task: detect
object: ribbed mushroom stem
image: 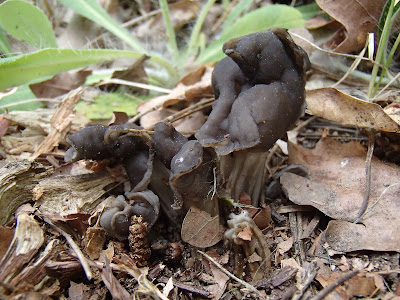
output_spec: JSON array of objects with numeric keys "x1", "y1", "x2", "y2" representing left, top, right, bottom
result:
[{"x1": 220, "y1": 150, "x2": 269, "y2": 206}]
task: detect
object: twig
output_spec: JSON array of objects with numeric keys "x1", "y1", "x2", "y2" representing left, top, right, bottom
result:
[
  {"x1": 158, "y1": 276, "x2": 211, "y2": 298},
  {"x1": 292, "y1": 262, "x2": 318, "y2": 300},
  {"x1": 97, "y1": 78, "x2": 172, "y2": 94},
  {"x1": 162, "y1": 97, "x2": 214, "y2": 124},
  {"x1": 42, "y1": 217, "x2": 93, "y2": 280},
  {"x1": 310, "y1": 269, "x2": 360, "y2": 300},
  {"x1": 198, "y1": 250, "x2": 266, "y2": 300},
  {"x1": 354, "y1": 129, "x2": 375, "y2": 223}
]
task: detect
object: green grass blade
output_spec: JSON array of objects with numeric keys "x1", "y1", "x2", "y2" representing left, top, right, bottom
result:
[
  {"x1": 57, "y1": 0, "x2": 146, "y2": 52},
  {"x1": 0, "y1": 48, "x2": 158, "y2": 90},
  {"x1": 223, "y1": 0, "x2": 253, "y2": 30},
  {"x1": 159, "y1": 0, "x2": 179, "y2": 61},
  {"x1": 0, "y1": 0, "x2": 57, "y2": 49},
  {"x1": 186, "y1": 0, "x2": 217, "y2": 59},
  {"x1": 197, "y1": 4, "x2": 305, "y2": 63}
]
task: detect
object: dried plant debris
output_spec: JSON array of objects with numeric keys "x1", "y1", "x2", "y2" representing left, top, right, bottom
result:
[
  {"x1": 0, "y1": 160, "x2": 53, "y2": 225},
  {"x1": 282, "y1": 137, "x2": 400, "y2": 252},
  {"x1": 34, "y1": 171, "x2": 119, "y2": 218}
]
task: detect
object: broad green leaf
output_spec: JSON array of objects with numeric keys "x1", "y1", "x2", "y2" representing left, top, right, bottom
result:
[
  {"x1": 0, "y1": 84, "x2": 43, "y2": 113},
  {"x1": 0, "y1": 26, "x2": 12, "y2": 56},
  {"x1": 0, "y1": 0, "x2": 57, "y2": 49},
  {"x1": 0, "y1": 48, "x2": 155, "y2": 90},
  {"x1": 75, "y1": 92, "x2": 147, "y2": 119},
  {"x1": 57, "y1": 0, "x2": 146, "y2": 52},
  {"x1": 197, "y1": 4, "x2": 305, "y2": 63}
]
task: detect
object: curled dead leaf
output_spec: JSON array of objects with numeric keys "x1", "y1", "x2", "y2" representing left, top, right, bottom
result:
[
  {"x1": 181, "y1": 206, "x2": 224, "y2": 248},
  {"x1": 316, "y1": 0, "x2": 385, "y2": 53},
  {"x1": 306, "y1": 88, "x2": 400, "y2": 133}
]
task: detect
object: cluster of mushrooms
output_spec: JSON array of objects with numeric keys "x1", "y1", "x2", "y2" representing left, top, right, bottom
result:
[{"x1": 65, "y1": 28, "x2": 309, "y2": 263}]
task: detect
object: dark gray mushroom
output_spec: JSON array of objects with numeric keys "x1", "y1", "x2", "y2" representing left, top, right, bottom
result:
[
  {"x1": 153, "y1": 122, "x2": 188, "y2": 168},
  {"x1": 64, "y1": 125, "x2": 109, "y2": 163},
  {"x1": 195, "y1": 28, "x2": 310, "y2": 205},
  {"x1": 169, "y1": 140, "x2": 218, "y2": 215},
  {"x1": 99, "y1": 195, "x2": 136, "y2": 241},
  {"x1": 125, "y1": 190, "x2": 160, "y2": 228},
  {"x1": 100, "y1": 191, "x2": 160, "y2": 241}
]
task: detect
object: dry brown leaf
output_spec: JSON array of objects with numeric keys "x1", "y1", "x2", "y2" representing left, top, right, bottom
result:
[
  {"x1": 316, "y1": 0, "x2": 385, "y2": 53},
  {"x1": 384, "y1": 103, "x2": 400, "y2": 124},
  {"x1": 30, "y1": 70, "x2": 91, "y2": 99},
  {"x1": 209, "y1": 262, "x2": 229, "y2": 299},
  {"x1": 277, "y1": 237, "x2": 294, "y2": 254},
  {"x1": 306, "y1": 88, "x2": 400, "y2": 133},
  {"x1": 281, "y1": 138, "x2": 400, "y2": 252},
  {"x1": 83, "y1": 226, "x2": 107, "y2": 260},
  {"x1": 237, "y1": 227, "x2": 253, "y2": 241},
  {"x1": 181, "y1": 206, "x2": 224, "y2": 248},
  {"x1": 253, "y1": 206, "x2": 272, "y2": 230}
]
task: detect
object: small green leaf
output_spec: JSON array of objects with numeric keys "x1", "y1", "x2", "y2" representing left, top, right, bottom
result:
[
  {"x1": 0, "y1": 48, "x2": 149, "y2": 90},
  {"x1": 0, "y1": 0, "x2": 57, "y2": 49},
  {"x1": 75, "y1": 93, "x2": 147, "y2": 119},
  {"x1": 57, "y1": 0, "x2": 146, "y2": 52},
  {"x1": 197, "y1": 4, "x2": 305, "y2": 63},
  {"x1": 0, "y1": 85, "x2": 43, "y2": 113}
]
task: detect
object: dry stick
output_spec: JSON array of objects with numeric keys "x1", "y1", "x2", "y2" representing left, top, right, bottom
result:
[
  {"x1": 198, "y1": 250, "x2": 266, "y2": 300},
  {"x1": 162, "y1": 97, "x2": 214, "y2": 124},
  {"x1": 293, "y1": 263, "x2": 318, "y2": 300},
  {"x1": 354, "y1": 129, "x2": 375, "y2": 223},
  {"x1": 42, "y1": 217, "x2": 93, "y2": 280},
  {"x1": 310, "y1": 269, "x2": 360, "y2": 300}
]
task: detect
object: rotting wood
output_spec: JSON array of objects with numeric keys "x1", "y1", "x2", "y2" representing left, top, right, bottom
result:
[{"x1": 0, "y1": 160, "x2": 53, "y2": 225}]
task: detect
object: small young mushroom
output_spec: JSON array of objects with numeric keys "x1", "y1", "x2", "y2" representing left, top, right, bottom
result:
[
  {"x1": 225, "y1": 210, "x2": 271, "y2": 281},
  {"x1": 125, "y1": 190, "x2": 160, "y2": 228},
  {"x1": 100, "y1": 191, "x2": 160, "y2": 241},
  {"x1": 100, "y1": 195, "x2": 136, "y2": 241},
  {"x1": 195, "y1": 28, "x2": 310, "y2": 205}
]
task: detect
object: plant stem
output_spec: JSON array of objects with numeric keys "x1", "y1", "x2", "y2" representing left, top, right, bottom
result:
[
  {"x1": 372, "y1": 31, "x2": 400, "y2": 96},
  {"x1": 158, "y1": 0, "x2": 180, "y2": 62},
  {"x1": 368, "y1": 0, "x2": 395, "y2": 99},
  {"x1": 186, "y1": 0, "x2": 217, "y2": 59}
]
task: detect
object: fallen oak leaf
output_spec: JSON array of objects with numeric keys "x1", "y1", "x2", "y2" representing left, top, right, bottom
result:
[
  {"x1": 281, "y1": 138, "x2": 400, "y2": 252},
  {"x1": 306, "y1": 88, "x2": 400, "y2": 133},
  {"x1": 316, "y1": 0, "x2": 385, "y2": 53},
  {"x1": 181, "y1": 206, "x2": 224, "y2": 248}
]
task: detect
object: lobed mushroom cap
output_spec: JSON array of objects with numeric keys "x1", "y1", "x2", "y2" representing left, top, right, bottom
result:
[{"x1": 195, "y1": 28, "x2": 310, "y2": 155}]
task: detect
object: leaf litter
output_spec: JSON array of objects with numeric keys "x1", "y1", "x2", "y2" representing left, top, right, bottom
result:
[{"x1": 1, "y1": 0, "x2": 400, "y2": 299}]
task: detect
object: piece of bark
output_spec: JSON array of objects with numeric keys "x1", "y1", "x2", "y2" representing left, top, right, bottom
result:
[
  {"x1": 0, "y1": 160, "x2": 53, "y2": 225},
  {"x1": 33, "y1": 87, "x2": 84, "y2": 159},
  {"x1": 34, "y1": 172, "x2": 118, "y2": 218},
  {"x1": 0, "y1": 213, "x2": 45, "y2": 284}
]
